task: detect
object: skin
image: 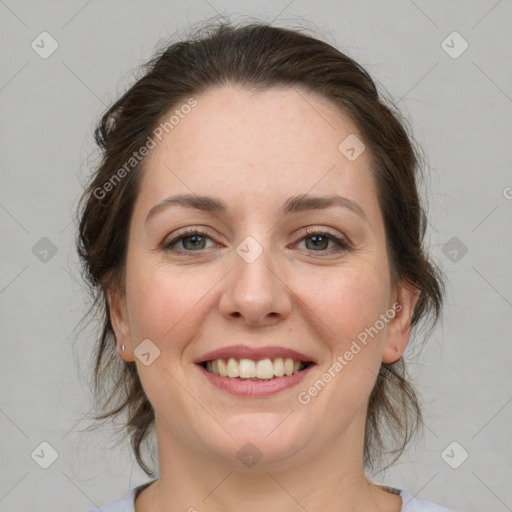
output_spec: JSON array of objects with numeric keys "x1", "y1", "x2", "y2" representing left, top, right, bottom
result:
[{"x1": 108, "y1": 85, "x2": 419, "y2": 512}]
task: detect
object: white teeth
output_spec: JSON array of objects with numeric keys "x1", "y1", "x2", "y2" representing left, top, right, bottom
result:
[
  {"x1": 239, "y1": 358, "x2": 256, "y2": 378},
  {"x1": 273, "y1": 357, "x2": 285, "y2": 377},
  {"x1": 204, "y1": 357, "x2": 307, "y2": 379},
  {"x1": 218, "y1": 358, "x2": 228, "y2": 377},
  {"x1": 256, "y1": 359, "x2": 274, "y2": 379},
  {"x1": 227, "y1": 357, "x2": 239, "y2": 378}
]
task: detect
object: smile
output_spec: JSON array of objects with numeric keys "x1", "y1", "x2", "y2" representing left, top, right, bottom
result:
[
  {"x1": 195, "y1": 345, "x2": 316, "y2": 396},
  {"x1": 202, "y1": 357, "x2": 311, "y2": 380}
]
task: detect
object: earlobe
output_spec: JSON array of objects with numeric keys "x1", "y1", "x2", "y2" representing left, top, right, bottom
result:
[
  {"x1": 382, "y1": 284, "x2": 420, "y2": 364},
  {"x1": 106, "y1": 288, "x2": 134, "y2": 362}
]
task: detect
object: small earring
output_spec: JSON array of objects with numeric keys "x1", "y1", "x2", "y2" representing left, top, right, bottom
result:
[
  {"x1": 395, "y1": 346, "x2": 401, "y2": 353},
  {"x1": 121, "y1": 344, "x2": 125, "y2": 352}
]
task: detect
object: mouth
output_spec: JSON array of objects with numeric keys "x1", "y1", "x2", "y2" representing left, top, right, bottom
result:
[
  {"x1": 200, "y1": 357, "x2": 313, "y2": 381},
  {"x1": 194, "y1": 345, "x2": 316, "y2": 396}
]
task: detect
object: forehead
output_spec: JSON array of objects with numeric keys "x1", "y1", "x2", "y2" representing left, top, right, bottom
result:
[
  {"x1": 150, "y1": 85, "x2": 364, "y2": 165},
  {"x1": 135, "y1": 85, "x2": 379, "y2": 220}
]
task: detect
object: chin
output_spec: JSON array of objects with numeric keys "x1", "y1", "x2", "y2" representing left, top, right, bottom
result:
[{"x1": 200, "y1": 413, "x2": 312, "y2": 470}]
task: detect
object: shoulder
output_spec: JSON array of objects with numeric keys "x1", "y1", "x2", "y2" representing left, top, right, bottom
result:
[
  {"x1": 83, "y1": 481, "x2": 153, "y2": 512},
  {"x1": 83, "y1": 487, "x2": 136, "y2": 512},
  {"x1": 83, "y1": 492, "x2": 134, "y2": 512},
  {"x1": 400, "y1": 489, "x2": 456, "y2": 511}
]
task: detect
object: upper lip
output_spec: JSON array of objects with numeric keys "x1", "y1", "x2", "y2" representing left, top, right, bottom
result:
[{"x1": 195, "y1": 345, "x2": 316, "y2": 364}]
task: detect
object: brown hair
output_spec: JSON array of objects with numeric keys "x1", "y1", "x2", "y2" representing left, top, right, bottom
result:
[{"x1": 76, "y1": 19, "x2": 444, "y2": 477}]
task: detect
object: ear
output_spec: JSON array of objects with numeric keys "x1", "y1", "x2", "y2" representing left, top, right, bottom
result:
[
  {"x1": 382, "y1": 283, "x2": 420, "y2": 364},
  {"x1": 106, "y1": 287, "x2": 135, "y2": 362}
]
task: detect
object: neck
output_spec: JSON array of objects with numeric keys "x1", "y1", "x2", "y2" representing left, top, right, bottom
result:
[{"x1": 135, "y1": 413, "x2": 402, "y2": 512}]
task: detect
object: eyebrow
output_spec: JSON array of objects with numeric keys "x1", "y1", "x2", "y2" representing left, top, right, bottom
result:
[{"x1": 145, "y1": 193, "x2": 368, "y2": 224}]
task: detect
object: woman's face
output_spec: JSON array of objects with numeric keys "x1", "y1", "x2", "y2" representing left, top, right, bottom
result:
[{"x1": 109, "y1": 85, "x2": 416, "y2": 469}]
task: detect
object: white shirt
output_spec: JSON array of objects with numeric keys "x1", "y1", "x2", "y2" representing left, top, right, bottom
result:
[{"x1": 85, "y1": 481, "x2": 455, "y2": 511}]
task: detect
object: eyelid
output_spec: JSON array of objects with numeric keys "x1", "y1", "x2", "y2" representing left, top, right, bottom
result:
[
  {"x1": 295, "y1": 226, "x2": 352, "y2": 250},
  {"x1": 301, "y1": 226, "x2": 347, "y2": 239},
  {"x1": 162, "y1": 226, "x2": 218, "y2": 245}
]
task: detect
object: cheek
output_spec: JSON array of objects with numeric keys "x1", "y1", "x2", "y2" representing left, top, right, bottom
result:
[
  {"x1": 299, "y1": 265, "x2": 390, "y2": 347},
  {"x1": 125, "y1": 259, "x2": 219, "y2": 343},
  {"x1": 301, "y1": 272, "x2": 390, "y2": 408}
]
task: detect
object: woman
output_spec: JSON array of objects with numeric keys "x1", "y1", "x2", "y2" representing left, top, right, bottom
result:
[{"x1": 77, "y1": 20, "x2": 451, "y2": 512}]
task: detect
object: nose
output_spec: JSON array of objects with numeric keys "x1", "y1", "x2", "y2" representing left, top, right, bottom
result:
[{"x1": 218, "y1": 238, "x2": 293, "y2": 327}]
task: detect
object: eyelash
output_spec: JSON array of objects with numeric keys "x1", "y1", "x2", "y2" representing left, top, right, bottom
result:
[{"x1": 162, "y1": 227, "x2": 352, "y2": 255}]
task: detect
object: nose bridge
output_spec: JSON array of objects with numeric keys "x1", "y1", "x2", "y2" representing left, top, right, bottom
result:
[
  {"x1": 236, "y1": 234, "x2": 275, "y2": 291},
  {"x1": 219, "y1": 232, "x2": 292, "y2": 324}
]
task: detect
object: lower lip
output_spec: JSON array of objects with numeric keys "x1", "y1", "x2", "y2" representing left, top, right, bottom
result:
[{"x1": 197, "y1": 364, "x2": 314, "y2": 397}]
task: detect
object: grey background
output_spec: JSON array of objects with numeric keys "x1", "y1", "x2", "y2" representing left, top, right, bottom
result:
[{"x1": 1, "y1": 1, "x2": 511, "y2": 511}]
